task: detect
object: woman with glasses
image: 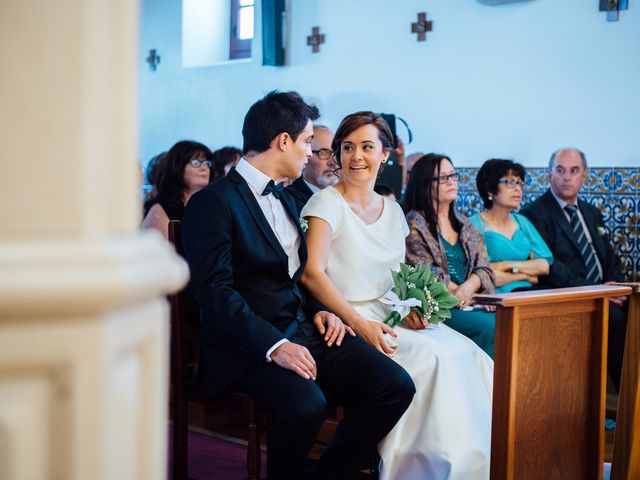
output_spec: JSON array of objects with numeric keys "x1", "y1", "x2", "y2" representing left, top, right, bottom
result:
[
  {"x1": 142, "y1": 140, "x2": 214, "y2": 240},
  {"x1": 405, "y1": 153, "x2": 496, "y2": 358},
  {"x1": 470, "y1": 159, "x2": 553, "y2": 293}
]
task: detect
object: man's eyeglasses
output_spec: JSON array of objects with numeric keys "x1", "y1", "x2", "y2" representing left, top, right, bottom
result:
[
  {"x1": 498, "y1": 179, "x2": 526, "y2": 189},
  {"x1": 189, "y1": 159, "x2": 212, "y2": 168},
  {"x1": 312, "y1": 148, "x2": 334, "y2": 160},
  {"x1": 433, "y1": 172, "x2": 460, "y2": 184}
]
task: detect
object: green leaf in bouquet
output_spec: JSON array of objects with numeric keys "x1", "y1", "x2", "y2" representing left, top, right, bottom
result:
[
  {"x1": 432, "y1": 283, "x2": 458, "y2": 301},
  {"x1": 412, "y1": 273, "x2": 425, "y2": 290},
  {"x1": 384, "y1": 310, "x2": 402, "y2": 328},
  {"x1": 400, "y1": 263, "x2": 411, "y2": 278},
  {"x1": 392, "y1": 270, "x2": 405, "y2": 296},
  {"x1": 429, "y1": 309, "x2": 452, "y2": 325},
  {"x1": 423, "y1": 266, "x2": 435, "y2": 285},
  {"x1": 437, "y1": 294, "x2": 460, "y2": 310},
  {"x1": 432, "y1": 288, "x2": 455, "y2": 304},
  {"x1": 433, "y1": 308, "x2": 452, "y2": 319},
  {"x1": 428, "y1": 281, "x2": 449, "y2": 298},
  {"x1": 407, "y1": 287, "x2": 427, "y2": 309},
  {"x1": 399, "y1": 279, "x2": 408, "y2": 298},
  {"x1": 419, "y1": 263, "x2": 429, "y2": 276}
]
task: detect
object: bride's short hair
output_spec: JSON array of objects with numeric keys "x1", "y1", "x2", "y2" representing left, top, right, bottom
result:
[{"x1": 332, "y1": 111, "x2": 393, "y2": 169}]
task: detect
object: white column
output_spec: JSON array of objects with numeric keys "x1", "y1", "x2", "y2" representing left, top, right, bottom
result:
[{"x1": 0, "y1": 2, "x2": 187, "y2": 480}]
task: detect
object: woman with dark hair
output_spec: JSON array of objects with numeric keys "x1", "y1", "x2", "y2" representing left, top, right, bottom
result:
[
  {"x1": 405, "y1": 154, "x2": 496, "y2": 358},
  {"x1": 212, "y1": 146, "x2": 241, "y2": 179},
  {"x1": 301, "y1": 112, "x2": 492, "y2": 479},
  {"x1": 142, "y1": 140, "x2": 213, "y2": 239},
  {"x1": 470, "y1": 159, "x2": 553, "y2": 293}
]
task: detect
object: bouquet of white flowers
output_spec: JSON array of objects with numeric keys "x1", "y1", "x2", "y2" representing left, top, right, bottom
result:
[{"x1": 381, "y1": 263, "x2": 460, "y2": 328}]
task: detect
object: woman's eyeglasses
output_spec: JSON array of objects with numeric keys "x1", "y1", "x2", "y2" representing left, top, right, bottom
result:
[
  {"x1": 433, "y1": 172, "x2": 460, "y2": 184},
  {"x1": 312, "y1": 148, "x2": 334, "y2": 160},
  {"x1": 498, "y1": 179, "x2": 526, "y2": 189},
  {"x1": 189, "y1": 159, "x2": 212, "y2": 168}
]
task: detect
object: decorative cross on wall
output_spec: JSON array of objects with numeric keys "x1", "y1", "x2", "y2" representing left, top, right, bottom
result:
[
  {"x1": 411, "y1": 12, "x2": 433, "y2": 42},
  {"x1": 307, "y1": 26, "x2": 325, "y2": 53},
  {"x1": 599, "y1": 0, "x2": 628, "y2": 22},
  {"x1": 146, "y1": 49, "x2": 160, "y2": 71}
]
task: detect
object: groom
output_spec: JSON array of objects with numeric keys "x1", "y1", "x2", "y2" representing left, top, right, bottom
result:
[{"x1": 182, "y1": 91, "x2": 415, "y2": 480}]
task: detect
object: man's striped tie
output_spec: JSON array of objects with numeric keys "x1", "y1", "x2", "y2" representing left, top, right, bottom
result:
[{"x1": 564, "y1": 204, "x2": 602, "y2": 284}]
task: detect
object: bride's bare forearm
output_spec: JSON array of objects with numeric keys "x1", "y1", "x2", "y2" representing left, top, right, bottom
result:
[{"x1": 300, "y1": 270, "x2": 362, "y2": 329}]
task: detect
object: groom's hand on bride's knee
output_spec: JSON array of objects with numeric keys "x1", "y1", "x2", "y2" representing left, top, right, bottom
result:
[
  {"x1": 271, "y1": 342, "x2": 317, "y2": 380},
  {"x1": 313, "y1": 311, "x2": 356, "y2": 347}
]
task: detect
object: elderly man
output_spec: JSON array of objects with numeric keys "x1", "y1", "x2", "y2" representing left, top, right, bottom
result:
[
  {"x1": 288, "y1": 125, "x2": 338, "y2": 211},
  {"x1": 521, "y1": 148, "x2": 627, "y2": 391}
]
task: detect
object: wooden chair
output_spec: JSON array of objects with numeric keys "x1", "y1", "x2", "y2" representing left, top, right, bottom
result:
[
  {"x1": 168, "y1": 220, "x2": 262, "y2": 480},
  {"x1": 611, "y1": 282, "x2": 640, "y2": 480},
  {"x1": 475, "y1": 285, "x2": 632, "y2": 480}
]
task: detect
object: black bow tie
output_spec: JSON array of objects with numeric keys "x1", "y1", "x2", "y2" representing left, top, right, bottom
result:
[{"x1": 262, "y1": 180, "x2": 284, "y2": 199}]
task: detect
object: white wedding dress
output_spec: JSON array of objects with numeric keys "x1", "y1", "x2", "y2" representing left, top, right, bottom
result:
[{"x1": 302, "y1": 186, "x2": 493, "y2": 480}]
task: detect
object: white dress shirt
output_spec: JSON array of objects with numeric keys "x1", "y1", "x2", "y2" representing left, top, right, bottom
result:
[
  {"x1": 234, "y1": 159, "x2": 301, "y2": 359},
  {"x1": 550, "y1": 189, "x2": 604, "y2": 280}
]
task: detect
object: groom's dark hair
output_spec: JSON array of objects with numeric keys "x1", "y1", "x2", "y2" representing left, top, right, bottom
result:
[{"x1": 242, "y1": 91, "x2": 319, "y2": 155}]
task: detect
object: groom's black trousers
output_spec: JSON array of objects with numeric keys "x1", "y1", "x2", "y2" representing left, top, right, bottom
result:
[{"x1": 232, "y1": 330, "x2": 415, "y2": 480}]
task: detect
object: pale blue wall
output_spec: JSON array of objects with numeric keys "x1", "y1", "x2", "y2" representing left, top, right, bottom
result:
[{"x1": 139, "y1": 0, "x2": 640, "y2": 168}]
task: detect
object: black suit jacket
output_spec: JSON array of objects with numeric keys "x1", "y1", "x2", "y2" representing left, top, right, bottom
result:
[
  {"x1": 182, "y1": 169, "x2": 318, "y2": 397},
  {"x1": 287, "y1": 176, "x2": 315, "y2": 213},
  {"x1": 520, "y1": 189, "x2": 623, "y2": 288}
]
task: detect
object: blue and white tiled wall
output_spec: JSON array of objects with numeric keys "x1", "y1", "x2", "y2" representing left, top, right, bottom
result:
[{"x1": 457, "y1": 167, "x2": 640, "y2": 282}]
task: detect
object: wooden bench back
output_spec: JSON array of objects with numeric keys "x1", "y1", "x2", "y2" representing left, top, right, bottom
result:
[
  {"x1": 476, "y1": 285, "x2": 631, "y2": 480},
  {"x1": 611, "y1": 283, "x2": 640, "y2": 480}
]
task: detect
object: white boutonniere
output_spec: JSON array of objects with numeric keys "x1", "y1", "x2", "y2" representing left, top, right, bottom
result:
[
  {"x1": 597, "y1": 226, "x2": 606, "y2": 237},
  {"x1": 299, "y1": 218, "x2": 309, "y2": 233}
]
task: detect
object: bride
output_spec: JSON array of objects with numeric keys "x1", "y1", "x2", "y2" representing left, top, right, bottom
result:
[{"x1": 300, "y1": 111, "x2": 493, "y2": 479}]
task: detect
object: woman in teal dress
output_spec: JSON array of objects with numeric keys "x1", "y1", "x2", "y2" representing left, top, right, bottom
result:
[
  {"x1": 471, "y1": 159, "x2": 553, "y2": 293},
  {"x1": 405, "y1": 154, "x2": 497, "y2": 358}
]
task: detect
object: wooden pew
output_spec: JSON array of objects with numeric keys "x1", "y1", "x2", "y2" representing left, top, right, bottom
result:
[
  {"x1": 475, "y1": 285, "x2": 632, "y2": 480},
  {"x1": 611, "y1": 283, "x2": 640, "y2": 480}
]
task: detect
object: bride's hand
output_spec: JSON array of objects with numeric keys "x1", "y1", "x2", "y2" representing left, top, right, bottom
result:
[
  {"x1": 403, "y1": 309, "x2": 429, "y2": 330},
  {"x1": 353, "y1": 317, "x2": 398, "y2": 356}
]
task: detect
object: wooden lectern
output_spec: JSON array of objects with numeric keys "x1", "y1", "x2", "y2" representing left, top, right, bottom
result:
[
  {"x1": 611, "y1": 283, "x2": 640, "y2": 480},
  {"x1": 475, "y1": 285, "x2": 631, "y2": 480}
]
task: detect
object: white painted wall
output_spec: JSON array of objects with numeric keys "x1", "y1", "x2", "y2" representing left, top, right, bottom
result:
[{"x1": 140, "y1": 0, "x2": 640, "y2": 167}]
